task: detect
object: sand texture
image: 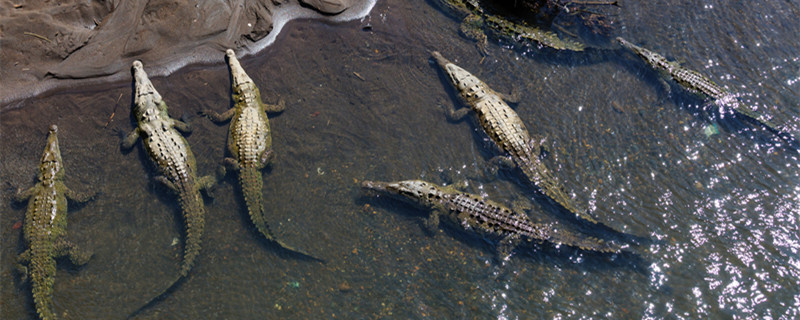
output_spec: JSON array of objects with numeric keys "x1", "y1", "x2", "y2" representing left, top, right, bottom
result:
[{"x1": 0, "y1": 0, "x2": 373, "y2": 107}]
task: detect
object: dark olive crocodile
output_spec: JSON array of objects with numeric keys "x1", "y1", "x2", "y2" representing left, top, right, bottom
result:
[
  {"x1": 200, "y1": 49, "x2": 315, "y2": 257},
  {"x1": 121, "y1": 61, "x2": 216, "y2": 277},
  {"x1": 616, "y1": 37, "x2": 793, "y2": 143},
  {"x1": 433, "y1": 0, "x2": 585, "y2": 52},
  {"x1": 14, "y1": 125, "x2": 95, "y2": 320},
  {"x1": 362, "y1": 179, "x2": 622, "y2": 256},
  {"x1": 432, "y1": 51, "x2": 603, "y2": 226}
]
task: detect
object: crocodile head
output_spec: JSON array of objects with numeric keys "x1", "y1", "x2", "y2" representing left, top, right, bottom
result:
[
  {"x1": 226, "y1": 49, "x2": 255, "y2": 89},
  {"x1": 39, "y1": 125, "x2": 64, "y2": 182},
  {"x1": 616, "y1": 37, "x2": 667, "y2": 69},
  {"x1": 431, "y1": 51, "x2": 482, "y2": 95},
  {"x1": 362, "y1": 179, "x2": 443, "y2": 206},
  {"x1": 131, "y1": 61, "x2": 168, "y2": 122},
  {"x1": 225, "y1": 49, "x2": 259, "y2": 104}
]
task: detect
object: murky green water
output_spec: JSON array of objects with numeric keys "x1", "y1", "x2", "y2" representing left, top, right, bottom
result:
[{"x1": 3, "y1": 0, "x2": 800, "y2": 318}]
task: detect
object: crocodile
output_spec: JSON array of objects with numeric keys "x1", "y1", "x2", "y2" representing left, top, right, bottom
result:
[
  {"x1": 362, "y1": 179, "x2": 622, "y2": 256},
  {"x1": 121, "y1": 61, "x2": 216, "y2": 277},
  {"x1": 432, "y1": 0, "x2": 587, "y2": 53},
  {"x1": 200, "y1": 49, "x2": 316, "y2": 258},
  {"x1": 616, "y1": 37, "x2": 794, "y2": 143},
  {"x1": 14, "y1": 125, "x2": 96, "y2": 320},
  {"x1": 432, "y1": 51, "x2": 604, "y2": 226}
]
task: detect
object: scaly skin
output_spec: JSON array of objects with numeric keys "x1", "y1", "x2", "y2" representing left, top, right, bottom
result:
[
  {"x1": 362, "y1": 180, "x2": 622, "y2": 256},
  {"x1": 121, "y1": 61, "x2": 216, "y2": 277},
  {"x1": 432, "y1": 51, "x2": 602, "y2": 225},
  {"x1": 14, "y1": 125, "x2": 95, "y2": 320},
  {"x1": 433, "y1": 0, "x2": 585, "y2": 52},
  {"x1": 201, "y1": 49, "x2": 315, "y2": 257},
  {"x1": 616, "y1": 37, "x2": 792, "y2": 142}
]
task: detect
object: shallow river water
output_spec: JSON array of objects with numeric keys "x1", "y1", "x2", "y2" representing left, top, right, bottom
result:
[{"x1": 2, "y1": 0, "x2": 800, "y2": 319}]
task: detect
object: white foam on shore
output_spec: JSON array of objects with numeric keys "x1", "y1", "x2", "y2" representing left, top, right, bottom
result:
[
  {"x1": 149, "y1": 0, "x2": 378, "y2": 74},
  {"x1": 0, "y1": 0, "x2": 377, "y2": 108}
]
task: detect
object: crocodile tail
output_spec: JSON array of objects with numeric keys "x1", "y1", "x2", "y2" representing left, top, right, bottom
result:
[
  {"x1": 30, "y1": 245, "x2": 57, "y2": 320},
  {"x1": 127, "y1": 274, "x2": 184, "y2": 318},
  {"x1": 238, "y1": 167, "x2": 323, "y2": 261},
  {"x1": 239, "y1": 166, "x2": 270, "y2": 237},
  {"x1": 176, "y1": 184, "x2": 205, "y2": 277},
  {"x1": 549, "y1": 232, "x2": 624, "y2": 254},
  {"x1": 517, "y1": 159, "x2": 597, "y2": 225}
]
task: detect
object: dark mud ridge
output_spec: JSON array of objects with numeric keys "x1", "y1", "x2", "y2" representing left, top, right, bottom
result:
[{"x1": 0, "y1": 0, "x2": 376, "y2": 108}]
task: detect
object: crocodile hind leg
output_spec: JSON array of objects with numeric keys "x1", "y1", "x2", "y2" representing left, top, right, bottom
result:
[
  {"x1": 497, "y1": 234, "x2": 521, "y2": 261},
  {"x1": 258, "y1": 149, "x2": 275, "y2": 169},
  {"x1": 153, "y1": 176, "x2": 178, "y2": 192},
  {"x1": 486, "y1": 155, "x2": 516, "y2": 177},
  {"x1": 16, "y1": 249, "x2": 31, "y2": 282},
  {"x1": 222, "y1": 157, "x2": 242, "y2": 171},
  {"x1": 215, "y1": 157, "x2": 240, "y2": 183},
  {"x1": 196, "y1": 175, "x2": 217, "y2": 199},
  {"x1": 54, "y1": 239, "x2": 92, "y2": 266},
  {"x1": 529, "y1": 135, "x2": 550, "y2": 158}
]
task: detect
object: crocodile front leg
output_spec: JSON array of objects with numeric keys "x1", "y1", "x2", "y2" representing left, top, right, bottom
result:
[
  {"x1": 54, "y1": 239, "x2": 92, "y2": 266},
  {"x1": 172, "y1": 118, "x2": 193, "y2": 134},
  {"x1": 65, "y1": 186, "x2": 98, "y2": 204},
  {"x1": 423, "y1": 209, "x2": 443, "y2": 235},
  {"x1": 13, "y1": 187, "x2": 35, "y2": 203},
  {"x1": 443, "y1": 103, "x2": 472, "y2": 122},
  {"x1": 498, "y1": 87, "x2": 521, "y2": 105},
  {"x1": 200, "y1": 108, "x2": 236, "y2": 123},
  {"x1": 120, "y1": 128, "x2": 141, "y2": 150},
  {"x1": 264, "y1": 99, "x2": 286, "y2": 113}
]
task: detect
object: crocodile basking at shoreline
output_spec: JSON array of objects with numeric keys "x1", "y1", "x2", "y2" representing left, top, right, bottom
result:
[
  {"x1": 362, "y1": 179, "x2": 623, "y2": 257},
  {"x1": 121, "y1": 61, "x2": 217, "y2": 277},
  {"x1": 201, "y1": 49, "x2": 317, "y2": 258},
  {"x1": 14, "y1": 125, "x2": 96, "y2": 320},
  {"x1": 432, "y1": 50, "x2": 607, "y2": 227},
  {"x1": 616, "y1": 37, "x2": 795, "y2": 144}
]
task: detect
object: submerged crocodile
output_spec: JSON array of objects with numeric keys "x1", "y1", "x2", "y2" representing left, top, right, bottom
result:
[
  {"x1": 433, "y1": 0, "x2": 586, "y2": 52},
  {"x1": 362, "y1": 179, "x2": 622, "y2": 256},
  {"x1": 616, "y1": 37, "x2": 794, "y2": 143},
  {"x1": 121, "y1": 61, "x2": 216, "y2": 277},
  {"x1": 432, "y1": 51, "x2": 603, "y2": 226},
  {"x1": 14, "y1": 125, "x2": 95, "y2": 320},
  {"x1": 201, "y1": 49, "x2": 316, "y2": 257}
]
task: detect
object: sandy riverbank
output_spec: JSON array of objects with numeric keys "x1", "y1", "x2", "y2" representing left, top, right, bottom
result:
[{"x1": 0, "y1": 0, "x2": 376, "y2": 108}]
